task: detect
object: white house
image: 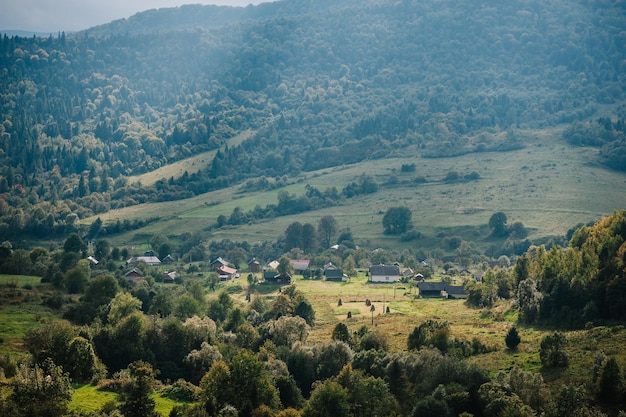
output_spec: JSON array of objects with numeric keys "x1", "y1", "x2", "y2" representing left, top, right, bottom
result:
[{"x1": 369, "y1": 264, "x2": 401, "y2": 283}]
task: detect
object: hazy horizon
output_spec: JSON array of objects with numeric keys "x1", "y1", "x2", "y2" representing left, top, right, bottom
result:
[{"x1": 0, "y1": 0, "x2": 267, "y2": 33}]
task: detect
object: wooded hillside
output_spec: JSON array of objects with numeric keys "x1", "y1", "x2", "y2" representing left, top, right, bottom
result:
[{"x1": 0, "y1": 0, "x2": 624, "y2": 240}]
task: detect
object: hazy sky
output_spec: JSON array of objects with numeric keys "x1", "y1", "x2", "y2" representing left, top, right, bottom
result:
[{"x1": 0, "y1": 0, "x2": 266, "y2": 33}]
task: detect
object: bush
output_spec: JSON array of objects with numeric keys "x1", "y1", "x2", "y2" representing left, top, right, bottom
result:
[
  {"x1": 400, "y1": 230, "x2": 422, "y2": 242},
  {"x1": 540, "y1": 332, "x2": 568, "y2": 368},
  {"x1": 161, "y1": 379, "x2": 199, "y2": 402}
]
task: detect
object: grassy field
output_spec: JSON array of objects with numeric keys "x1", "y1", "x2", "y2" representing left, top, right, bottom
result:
[
  {"x1": 70, "y1": 384, "x2": 185, "y2": 416},
  {"x1": 84, "y1": 128, "x2": 626, "y2": 252},
  {"x1": 0, "y1": 275, "x2": 56, "y2": 358}
]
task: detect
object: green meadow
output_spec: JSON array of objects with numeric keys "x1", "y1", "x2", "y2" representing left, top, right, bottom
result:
[
  {"x1": 85, "y1": 128, "x2": 626, "y2": 252},
  {"x1": 0, "y1": 275, "x2": 56, "y2": 358}
]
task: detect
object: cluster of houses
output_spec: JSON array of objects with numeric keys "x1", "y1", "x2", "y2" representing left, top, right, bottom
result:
[
  {"x1": 120, "y1": 251, "x2": 468, "y2": 299},
  {"x1": 123, "y1": 250, "x2": 179, "y2": 283}
]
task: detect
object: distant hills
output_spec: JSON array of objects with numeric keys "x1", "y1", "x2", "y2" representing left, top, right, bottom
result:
[{"x1": 0, "y1": 0, "x2": 624, "y2": 242}]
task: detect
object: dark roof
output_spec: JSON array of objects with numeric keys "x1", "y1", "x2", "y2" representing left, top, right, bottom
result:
[
  {"x1": 446, "y1": 285, "x2": 466, "y2": 295},
  {"x1": 417, "y1": 282, "x2": 467, "y2": 298},
  {"x1": 125, "y1": 267, "x2": 143, "y2": 277},
  {"x1": 417, "y1": 281, "x2": 448, "y2": 292},
  {"x1": 212, "y1": 257, "x2": 228, "y2": 266},
  {"x1": 162, "y1": 254, "x2": 176, "y2": 263},
  {"x1": 263, "y1": 271, "x2": 277, "y2": 279},
  {"x1": 325, "y1": 269, "x2": 344, "y2": 279},
  {"x1": 369, "y1": 264, "x2": 400, "y2": 276}
]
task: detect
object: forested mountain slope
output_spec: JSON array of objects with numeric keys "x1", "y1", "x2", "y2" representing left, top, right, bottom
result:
[{"x1": 0, "y1": 0, "x2": 624, "y2": 239}]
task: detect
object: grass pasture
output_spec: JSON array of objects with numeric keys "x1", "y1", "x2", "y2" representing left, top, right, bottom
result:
[
  {"x1": 85, "y1": 128, "x2": 626, "y2": 253},
  {"x1": 70, "y1": 384, "x2": 185, "y2": 416},
  {"x1": 0, "y1": 275, "x2": 56, "y2": 358}
]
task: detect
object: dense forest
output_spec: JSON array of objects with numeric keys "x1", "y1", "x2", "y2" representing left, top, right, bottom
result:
[{"x1": 0, "y1": 0, "x2": 625, "y2": 240}]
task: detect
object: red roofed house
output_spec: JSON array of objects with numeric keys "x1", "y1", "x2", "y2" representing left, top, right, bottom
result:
[
  {"x1": 218, "y1": 265, "x2": 237, "y2": 280},
  {"x1": 290, "y1": 259, "x2": 310, "y2": 274}
]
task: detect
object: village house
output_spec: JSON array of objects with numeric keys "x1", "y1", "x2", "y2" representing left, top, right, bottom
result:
[
  {"x1": 369, "y1": 264, "x2": 401, "y2": 283},
  {"x1": 248, "y1": 258, "x2": 261, "y2": 273},
  {"x1": 290, "y1": 259, "x2": 310, "y2": 274},
  {"x1": 218, "y1": 265, "x2": 238, "y2": 280},
  {"x1": 126, "y1": 254, "x2": 161, "y2": 266},
  {"x1": 163, "y1": 271, "x2": 178, "y2": 283},
  {"x1": 262, "y1": 270, "x2": 292, "y2": 284},
  {"x1": 124, "y1": 267, "x2": 144, "y2": 283},
  {"x1": 162, "y1": 254, "x2": 177, "y2": 264},
  {"x1": 211, "y1": 257, "x2": 229, "y2": 270},
  {"x1": 325, "y1": 268, "x2": 347, "y2": 282}
]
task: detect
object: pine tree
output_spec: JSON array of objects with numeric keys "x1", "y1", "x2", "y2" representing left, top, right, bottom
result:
[{"x1": 505, "y1": 326, "x2": 521, "y2": 350}]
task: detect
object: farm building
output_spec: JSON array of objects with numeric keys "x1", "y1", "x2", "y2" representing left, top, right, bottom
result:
[
  {"x1": 444, "y1": 285, "x2": 467, "y2": 299},
  {"x1": 124, "y1": 267, "x2": 144, "y2": 283},
  {"x1": 248, "y1": 258, "x2": 261, "y2": 273},
  {"x1": 417, "y1": 281, "x2": 467, "y2": 299},
  {"x1": 290, "y1": 259, "x2": 310, "y2": 273},
  {"x1": 163, "y1": 271, "x2": 178, "y2": 283},
  {"x1": 126, "y1": 255, "x2": 161, "y2": 266},
  {"x1": 369, "y1": 264, "x2": 401, "y2": 283},
  {"x1": 262, "y1": 271, "x2": 292, "y2": 284},
  {"x1": 325, "y1": 268, "x2": 347, "y2": 282}
]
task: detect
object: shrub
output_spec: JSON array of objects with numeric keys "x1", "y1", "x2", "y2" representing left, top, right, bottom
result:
[
  {"x1": 540, "y1": 332, "x2": 568, "y2": 368},
  {"x1": 161, "y1": 379, "x2": 199, "y2": 402}
]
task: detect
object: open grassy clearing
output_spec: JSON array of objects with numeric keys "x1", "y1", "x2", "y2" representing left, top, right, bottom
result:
[
  {"x1": 124, "y1": 130, "x2": 255, "y2": 187},
  {"x1": 86, "y1": 129, "x2": 626, "y2": 250},
  {"x1": 70, "y1": 383, "x2": 185, "y2": 416},
  {"x1": 69, "y1": 384, "x2": 118, "y2": 414},
  {"x1": 0, "y1": 275, "x2": 57, "y2": 358}
]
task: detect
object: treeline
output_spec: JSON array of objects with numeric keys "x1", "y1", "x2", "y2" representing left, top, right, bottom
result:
[
  {"x1": 218, "y1": 175, "x2": 377, "y2": 229},
  {"x1": 562, "y1": 109, "x2": 626, "y2": 171}
]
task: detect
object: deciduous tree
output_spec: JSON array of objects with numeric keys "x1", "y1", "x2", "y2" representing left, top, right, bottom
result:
[
  {"x1": 318, "y1": 215, "x2": 338, "y2": 248},
  {"x1": 488, "y1": 212, "x2": 508, "y2": 237},
  {"x1": 382, "y1": 207, "x2": 412, "y2": 235},
  {"x1": 7, "y1": 359, "x2": 72, "y2": 417},
  {"x1": 302, "y1": 380, "x2": 350, "y2": 417}
]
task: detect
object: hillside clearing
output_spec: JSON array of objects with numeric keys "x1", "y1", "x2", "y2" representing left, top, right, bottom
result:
[{"x1": 87, "y1": 129, "x2": 626, "y2": 250}]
